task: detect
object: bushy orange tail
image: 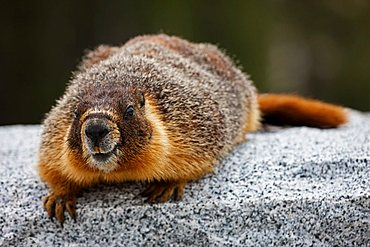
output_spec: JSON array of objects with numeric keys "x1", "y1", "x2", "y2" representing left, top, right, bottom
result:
[{"x1": 258, "y1": 94, "x2": 348, "y2": 128}]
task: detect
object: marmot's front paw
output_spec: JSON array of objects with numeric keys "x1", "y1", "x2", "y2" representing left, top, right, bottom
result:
[
  {"x1": 141, "y1": 181, "x2": 186, "y2": 203},
  {"x1": 43, "y1": 192, "x2": 77, "y2": 226}
]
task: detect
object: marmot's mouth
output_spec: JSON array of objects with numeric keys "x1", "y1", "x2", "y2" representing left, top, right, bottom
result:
[
  {"x1": 90, "y1": 145, "x2": 117, "y2": 164},
  {"x1": 92, "y1": 152, "x2": 113, "y2": 163}
]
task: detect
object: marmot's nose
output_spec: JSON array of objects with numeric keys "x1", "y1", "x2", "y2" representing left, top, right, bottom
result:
[{"x1": 85, "y1": 122, "x2": 110, "y2": 144}]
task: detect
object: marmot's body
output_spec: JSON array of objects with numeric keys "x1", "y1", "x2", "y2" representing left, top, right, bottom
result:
[{"x1": 38, "y1": 34, "x2": 347, "y2": 224}]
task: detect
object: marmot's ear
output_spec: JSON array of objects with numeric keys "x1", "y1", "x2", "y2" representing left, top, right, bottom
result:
[{"x1": 78, "y1": 45, "x2": 119, "y2": 72}]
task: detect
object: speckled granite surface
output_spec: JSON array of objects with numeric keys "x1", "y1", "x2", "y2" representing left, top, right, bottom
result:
[{"x1": 0, "y1": 110, "x2": 369, "y2": 246}]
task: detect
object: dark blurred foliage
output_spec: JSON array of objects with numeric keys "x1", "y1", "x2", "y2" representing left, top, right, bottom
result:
[{"x1": 1, "y1": 0, "x2": 369, "y2": 125}]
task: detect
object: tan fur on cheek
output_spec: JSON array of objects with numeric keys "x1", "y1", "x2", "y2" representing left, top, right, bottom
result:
[
  {"x1": 101, "y1": 96, "x2": 172, "y2": 182},
  {"x1": 101, "y1": 96, "x2": 216, "y2": 183}
]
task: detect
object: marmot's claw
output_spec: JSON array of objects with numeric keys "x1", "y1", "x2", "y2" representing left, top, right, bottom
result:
[
  {"x1": 141, "y1": 181, "x2": 186, "y2": 203},
  {"x1": 65, "y1": 200, "x2": 77, "y2": 222},
  {"x1": 43, "y1": 193, "x2": 77, "y2": 225}
]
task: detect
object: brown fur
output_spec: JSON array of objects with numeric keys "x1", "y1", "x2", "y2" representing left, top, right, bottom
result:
[
  {"x1": 258, "y1": 94, "x2": 348, "y2": 128},
  {"x1": 38, "y1": 34, "x2": 347, "y2": 225},
  {"x1": 78, "y1": 45, "x2": 119, "y2": 71}
]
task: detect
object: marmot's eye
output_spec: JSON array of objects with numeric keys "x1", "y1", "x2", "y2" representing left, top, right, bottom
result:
[{"x1": 125, "y1": 105, "x2": 135, "y2": 119}]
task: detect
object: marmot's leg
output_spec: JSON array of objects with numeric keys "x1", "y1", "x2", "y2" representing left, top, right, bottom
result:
[
  {"x1": 39, "y1": 165, "x2": 82, "y2": 225},
  {"x1": 43, "y1": 191, "x2": 79, "y2": 226},
  {"x1": 141, "y1": 181, "x2": 187, "y2": 203}
]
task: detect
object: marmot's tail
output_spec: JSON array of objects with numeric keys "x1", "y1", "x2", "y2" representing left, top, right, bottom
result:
[{"x1": 257, "y1": 94, "x2": 348, "y2": 128}]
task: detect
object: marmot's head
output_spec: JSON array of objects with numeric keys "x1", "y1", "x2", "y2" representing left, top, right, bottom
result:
[{"x1": 67, "y1": 85, "x2": 153, "y2": 172}]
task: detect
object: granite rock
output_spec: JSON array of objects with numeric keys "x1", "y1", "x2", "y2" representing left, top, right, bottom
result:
[{"x1": 0, "y1": 110, "x2": 369, "y2": 246}]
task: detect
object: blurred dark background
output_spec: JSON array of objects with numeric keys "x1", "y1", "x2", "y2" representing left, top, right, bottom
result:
[{"x1": 1, "y1": 1, "x2": 369, "y2": 125}]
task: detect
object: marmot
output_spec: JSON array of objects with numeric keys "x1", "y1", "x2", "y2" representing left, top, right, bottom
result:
[{"x1": 38, "y1": 34, "x2": 347, "y2": 225}]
